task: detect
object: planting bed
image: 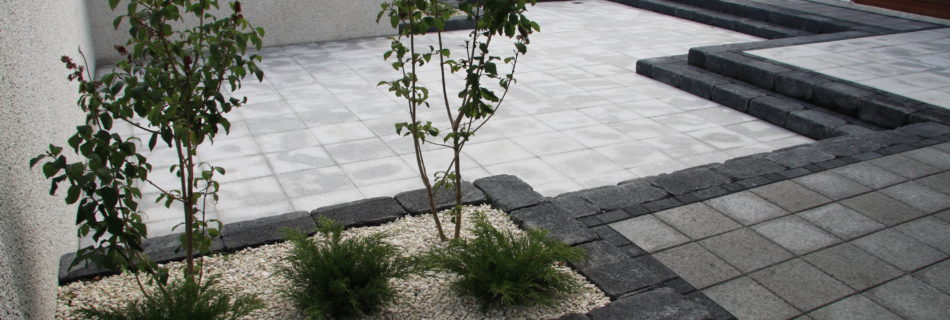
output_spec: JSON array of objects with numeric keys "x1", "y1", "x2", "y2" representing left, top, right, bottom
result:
[{"x1": 56, "y1": 205, "x2": 609, "y2": 319}]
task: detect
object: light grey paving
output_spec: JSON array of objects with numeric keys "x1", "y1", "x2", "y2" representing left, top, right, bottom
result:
[
  {"x1": 653, "y1": 242, "x2": 741, "y2": 290},
  {"x1": 808, "y1": 294, "x2": 902, "y2": 320},
  {"x1": 699, "y1": 229, "x2": 794, "y2": 273},
  {"x1": 832, "y1": 162, "x2": 907, "y2": 189},
  {"x1": 868, "y1": 154, "x2": 941, "y2": 179},
  {"x1": 753, "y1": 215, "x2": 841, "y2": 255},
  {"x1": 127, "y1": 0, "x2": 794, "y2": 235},
  {"x1": 749, "y1": 28, "x2": 950, "y2": 109},
  {"x1": 798, "y1": 203, "x2": 885, "y2": 240},
  {"x1": 749, "y1": 259, "x2": 852, "y2": 311},
  {"x1": 804, "y1": 243, "x2": 903, "y2": 290},
  {"x1": 704, "y1": 191, "x2": 790, "y2": 225},
  {"x1": 703, "y1": 277, "x2": 800, "y2": 320},
  {"x1": 841, "y1": 192, "x2": 928, "y2": 226},
  {"x1": 654, "y1": 202, "x2": 742, "y2": 240},
  {"x1": 895, "y1": 216, "x2": 950, "y2": 254},
  {"x1": 904, "y1": 147, "x2": 950, "y2": 170},
  {"x1": 751, "y1": 180, "x2": 832, "y2": 212},
  {"x1": 914, "y1": 259, "x2": 950, "y2": 295},
  {"x1": 918, "y1": 171, "x2": 950, "y2": 195},
  {"x1": 610, "y1": 214, "x2": 689, "y2": 253},
  {"x1": 794, "y1": 170, "x2": 872, "y2": 200},
  {"x1": 880, "y1": 181, "x2": 950, "y2": 213},
  {"x1": 866, "y1": 276, "x2": 950, "y2": 320},
  {"x1": 852, "y1": 229, "x2": 946, "y2": 272}
]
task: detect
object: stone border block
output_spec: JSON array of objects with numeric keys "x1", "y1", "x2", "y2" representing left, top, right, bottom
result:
[
  {"x1": 647, "y1": 167, "x2": 733, "y2": 195},
  {"x1": 222, "y1": 211, "x2": 315, "y2": 251},
  {"x1": 765, "y1": 146, "x2": 835, "y2": 168},
  {"x1": 394, "y1": 181, "x2": 486, "y2": 215},
  {"x1": 473, "y1": 174, "x2": 544, "y2": 212},
  {"x1": 312, "y1": 196, "x2": 406, "y2": 228},
  {"x1": 711, "y1": 82, "x2": 768, "y2": 112},
  {"x1": 716, "y1": 156, "x2": 786, "y2": 180},
  {"x1": 510, "y1": 202, "x2": 598, "y2": 246},
  {"x1": 786, "y1": 109, "x2": 848, "y2": 140},
  {"x1": 747, "y1": 95, "x2": 805, "y2": 126}
]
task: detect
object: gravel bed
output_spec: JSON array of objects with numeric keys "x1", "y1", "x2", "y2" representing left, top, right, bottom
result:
[{"x1": 57, "y1": 204, "x2": 610, "y2": 319}]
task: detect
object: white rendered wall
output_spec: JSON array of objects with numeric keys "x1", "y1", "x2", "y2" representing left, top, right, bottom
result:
[
  {"x1": 0, "y1": 1, "x2": 93, "y2": 318},
  {"x1": 89, "y1": 0, "x2": 393, "y2": 64}
]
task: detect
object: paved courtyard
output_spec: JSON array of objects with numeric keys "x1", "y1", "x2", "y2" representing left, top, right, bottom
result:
[
  {"x1": 611, "y1": 144, "x2": 950, "y2": 319},
  {"x1": 66, "y1": 0, "x2": 950, "y2": 318},
  {"x1": 748, "y1": 28, "x2": 950, "y2": 109},
  {"x1": 122, "y1": 0, "x2": 812, "y2": 236}
]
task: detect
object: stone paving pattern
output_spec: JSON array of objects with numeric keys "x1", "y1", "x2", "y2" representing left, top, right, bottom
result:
[
  {"x1": 610, "y1": 143, "x2": 950, "y2": 319},
  {"x1": 65, "y1": 0, "x2": 950, "y2": 318},
  {"x1": 749, "y1": 28, "x2": 950, "y2": 109},
  {"x1": 103, "y1": 0, "x2": 816, "y2": 239}
]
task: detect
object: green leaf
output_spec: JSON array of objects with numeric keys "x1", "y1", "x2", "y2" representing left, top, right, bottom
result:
[
  {"x1": 66, "y1": 185, "x2": 81, "y2": 204},
  {"x1": 29, "y1": 154, "x2": 45, "y2": 168},
  {"x1": 109, "y1": 0, "x2": 120, "y2": 10}
]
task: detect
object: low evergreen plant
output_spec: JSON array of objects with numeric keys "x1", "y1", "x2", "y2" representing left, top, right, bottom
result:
[
  {"x1": 426, "y1": 212, "x2": 585, "y2": 311},
  {"x1": 279, "y1": 218, "x2": 422, "y2": 320},
  {"x1": 77, "y1": 276, "x2": 263, "y2": 320}
]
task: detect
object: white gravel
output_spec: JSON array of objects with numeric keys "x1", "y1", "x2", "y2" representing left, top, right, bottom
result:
[{"x1": 57, "y1": 204, "x2": 610, "y2": 319}]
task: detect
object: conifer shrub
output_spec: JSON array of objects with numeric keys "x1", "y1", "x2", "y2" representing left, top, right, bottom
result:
[
  {"x1": 279, "y1": 218, "x2": 421, "y2": 319},
  {"x1": 77, "y1": 276, "x2": 262, "y2": 320},
  {"x1": 426, "y1": 212, "x2": 585, "y2": 311}
]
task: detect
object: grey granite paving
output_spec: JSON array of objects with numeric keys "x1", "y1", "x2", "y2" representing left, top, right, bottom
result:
[
  {"x1": 103, "y1": 0, "x2": 812, "y2": 238},
  {"x1": 611, "y1": 144, "x2": 950, "y2": 319}
]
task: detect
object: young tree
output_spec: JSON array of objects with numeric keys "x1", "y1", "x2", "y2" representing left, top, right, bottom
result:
[
  {"x1": 378, "y1": 0, "x2": 539, "y2": 240},
  {"x1": 33, "y1": 0, "x2": 263, "y2": 300}
]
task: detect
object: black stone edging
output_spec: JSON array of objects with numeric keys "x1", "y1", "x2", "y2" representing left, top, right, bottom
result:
[
  {"x1": 636, "y1": 55, "x2": 881, "y2": 140},
  {"x1": 689, "y1": 48, "x2": 950, "y2": 129},
  {"x1": 613, "y1": 0, "x2": 950, "y2": 133}
]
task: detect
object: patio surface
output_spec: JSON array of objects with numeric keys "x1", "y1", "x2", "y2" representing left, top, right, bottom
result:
[
  {"x1": 125, "y1": 0, "x2": 811, "y2": 236},
  {"x1": 611, "y1": 143, "x2": 950, "y2": 319},
  {"x1": 748, "y1": 28, "x2": 950, "y2": 109},
  {"x1": 69, "y1": 0, "x2": 950, "y2": 318}
]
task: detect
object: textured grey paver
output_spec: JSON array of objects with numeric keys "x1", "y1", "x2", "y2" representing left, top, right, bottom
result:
[
  {"x1": 610, "y1": 214, "x2": 689, "y2": 253},
  {"x1": 905, "y1": 147, "x2": 950, "y2": 170},
  {"x1": 832, "y1": 162, "x2": 907, "y2": 189},
  {"x1": 753, "y1": 215, "x2": 841, "y2": 255},
  {"x1": 704, "y1": 191, "x2": 789, "y2": 226},
  {"x1": 808, "y1": 294, "x2": 902, "y2": 320},
  {"x1": 654, "y1": 242, "x2": 741, "y2": 290},
  {"x1": 867, "y1": 276, "x2": 950, "y2": 320},
  {"x1": 703, "y1": 277, "x2": 799, "y2": 320},
  {"x1": 868, "y1": 154, "x2": 941, "y2": 179},
  {"x1": 895, "y1": 216, "x2": 950, "y2": 254},
  {"x1": 918, "y1": 171, "x2": 950, "y2": 195},
  {"x1": 751, "y1": 180, "x2": 832, "y2": 212},
  {"x1": 699, "y1": 229, "x2": 793, "y2": 273},
  {"x1": 750, "y1": 259, "x2": 852, "y2": 311},
  {"x1": 804, "y1": 243, "x2": 902, "y2": 290},
  {"x1": 793, "y1": 171, "x2": 872, "y2": 200},
  {"x1": 798, "y1": 203, "x2": 885, "y2": 240},
  {"x1": 841, "y1": 192, "x2": 927, "y2": 226},
  {"x1": 654, "y1": 202, "x2": 741, "y2": 240},
  {"x1": 852, "y1": 229, "x2": 946, "y2": 272},
  {"x1": 914, "y1": 259, "x2": 950, "y2": 295},
  {"x1": 880, "y1": 181, "x2": 950, "y2": 213}
]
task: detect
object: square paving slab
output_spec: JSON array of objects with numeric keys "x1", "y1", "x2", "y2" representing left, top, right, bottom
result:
[{"x1": 111, "y1": 0, "x2": 818, "y2": 236}]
